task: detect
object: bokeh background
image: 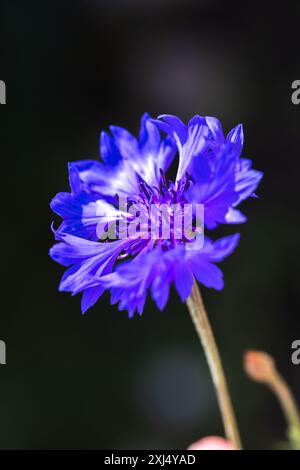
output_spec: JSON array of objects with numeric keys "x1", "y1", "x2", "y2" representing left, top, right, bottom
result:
[{"x1": 1, "y1": 0, "x2": 300, "y2": 450}]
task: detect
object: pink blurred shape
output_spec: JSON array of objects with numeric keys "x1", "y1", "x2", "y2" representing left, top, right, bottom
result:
[{"x1": 187, "y1": 436, "x2": 237, "y2": 450}]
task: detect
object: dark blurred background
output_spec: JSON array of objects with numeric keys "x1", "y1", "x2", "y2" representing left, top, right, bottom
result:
[{"x1": 0, "y1": 0, "x2": 300, "y2": 450}]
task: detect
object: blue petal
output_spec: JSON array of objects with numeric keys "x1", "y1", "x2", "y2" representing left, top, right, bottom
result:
[
  {"x1": 51, "y1": 191, "x2": 121, "y2": 240},
  {"x1": 205, "y1": 116, "x2": 225, "y2": 142},
  {"x1": 156, "y1": 136, "x2": 176, "y2": 175},
  {"x1": 227, "y1": 124, "x2": 244, "y2": 157},
  {"x1": 139, "y1": 113, "x2": 160, "y2": 153},
  {"x1": 109, "y1": 125, "x2": 139, "y2": 160},
  {"x1": 192, "y1": 260, "x2": 224, "y2": 290},
  {"x1": 81, "y1": 286, "x2": 104, "y2": 314},
  {"x1": 156, "y1": 114, "x2": 187, "y2": 144},
  {"x1": 234, "y1": 167, "x2": 263, "y2": 205},
  {"x1": 173, "y1": 264, "x2": 194, "y2": 301},
  {"x1": 199, "y1": 234, "x2": 240, "y2": 262},
  {"x1": 50, "y1": 233, "x2": 134, "y2": 298},
  {"x1": 68, "y1": 163, "x2": 81, "y2": 195},
  {"x1": 225, "y1": 207, "x2": 247, "y2": 224},
  {"x1": 100, "y1": 131, "x2": 122, "y2": 166},
  {"x1": 151, "y1": 274, "x2": 170, "y2": 311}
]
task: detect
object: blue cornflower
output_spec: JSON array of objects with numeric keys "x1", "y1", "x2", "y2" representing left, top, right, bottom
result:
[{"x1": 50, "y1": 113, "x2": 262, "y2": 316}]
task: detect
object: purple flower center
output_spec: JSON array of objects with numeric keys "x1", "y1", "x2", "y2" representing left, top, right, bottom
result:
[{"x1": 113, "y1": 171, "x2": 203, "y2": 252}]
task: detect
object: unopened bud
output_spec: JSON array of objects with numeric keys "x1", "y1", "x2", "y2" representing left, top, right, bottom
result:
[
  {"x1": 244, "y1": 350, "x2": 276, "y2": 383},
  {"x1": 244, "y1": 349, "x2": 300, "y2": 448}
]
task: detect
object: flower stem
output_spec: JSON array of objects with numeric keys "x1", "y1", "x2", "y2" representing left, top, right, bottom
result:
[
  {"x1": 269, "y1": 371, "x2": 300, "y2": 431},
  {"x1": 269, "y1": 370, "x2": 300, "y2": 448},
  {"x1": 186, "y1": 281, "x2": 242, "y2": 449}
]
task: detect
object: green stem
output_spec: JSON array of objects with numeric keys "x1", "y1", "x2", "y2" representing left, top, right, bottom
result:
[
  {"x1": 269, "y1": 371, "x2": 300, "y2": 431},
  {"x1": 186, "y1": 281, "x2": 242, "y2": 449},
  {"x1": 268, "y1": 371, "x2": 300, "y2": 448}
]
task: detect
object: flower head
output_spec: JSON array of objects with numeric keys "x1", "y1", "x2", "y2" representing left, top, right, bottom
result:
[{"x1": 50, "y1": 113, "x2": 262, "y2": 315}]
